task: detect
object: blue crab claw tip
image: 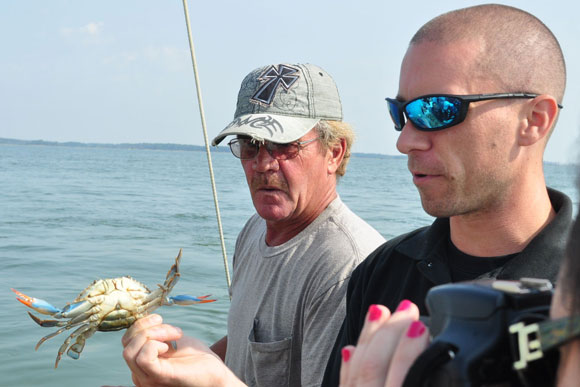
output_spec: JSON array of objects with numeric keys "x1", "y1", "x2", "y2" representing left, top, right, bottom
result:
[
  {"x1": 11, "y1": 288, "x2": 61, "y2": 315},
  {"x1": 169, "y1": 294, "x2": 216, "y2": 305}
]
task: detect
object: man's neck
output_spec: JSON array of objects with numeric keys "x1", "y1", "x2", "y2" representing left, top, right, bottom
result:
[
  {"x1": 264, "y1": 192, "x2": 337, "y2": 246},
  {"x1": 449, "y1": 185, "x2": 555, "y2": 257}
]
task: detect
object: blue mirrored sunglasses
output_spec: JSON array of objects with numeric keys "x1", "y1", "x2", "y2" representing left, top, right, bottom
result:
[{"x1": 386, "y1": 93, "x2": 564, "y2": 132}]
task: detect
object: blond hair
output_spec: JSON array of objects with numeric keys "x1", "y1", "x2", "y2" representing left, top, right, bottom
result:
[{"x1": 315, "y1": 120, "x2": 355, "y2": 177}]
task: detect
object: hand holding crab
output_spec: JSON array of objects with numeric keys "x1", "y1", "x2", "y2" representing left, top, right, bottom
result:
[
  {"x1": 121, "y1": 314, "x2": 245, "y2": 387},
  {"x1": 12, "y1": 249, "x2": 215, "y2": 368}
]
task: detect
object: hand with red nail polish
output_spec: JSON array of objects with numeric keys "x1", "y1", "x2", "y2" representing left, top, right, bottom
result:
[{"x1": 339, "y1": 301, "x2": 430, "y2": 387}]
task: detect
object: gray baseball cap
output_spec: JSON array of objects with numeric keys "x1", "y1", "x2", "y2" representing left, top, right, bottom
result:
[{"x1": 211, "y1": 63, "x2": 343, "y2": 146}]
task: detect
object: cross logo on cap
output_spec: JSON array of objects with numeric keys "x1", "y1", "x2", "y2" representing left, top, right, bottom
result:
[{"x1": 251, "y1": 64, "x2": 300, "y2": 106}]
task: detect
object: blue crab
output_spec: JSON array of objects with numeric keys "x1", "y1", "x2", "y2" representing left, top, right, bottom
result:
[{"x1": 12, "y1": 249, "x2": 215, "y2": 368}]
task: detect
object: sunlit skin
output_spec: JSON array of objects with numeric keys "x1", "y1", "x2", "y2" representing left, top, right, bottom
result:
[
  {"x1": 550, "y1": 283, "x2": 580, "y2": 387},
  {"x1": 395, "y1": 40, "x2": 556, "y2": 257},
  {"x1": 240, "y1": 128, "x2": 345, "y2": 246}
]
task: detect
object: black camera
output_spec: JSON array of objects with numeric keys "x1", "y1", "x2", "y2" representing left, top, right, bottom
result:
[{"x1": 402, "y1": 278, "x2": 558, "y2": 387}]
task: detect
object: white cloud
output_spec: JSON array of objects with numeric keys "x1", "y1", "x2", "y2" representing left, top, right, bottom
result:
[
  {"x1": 81, "y1": 22, "x2": 104, "y2": 36},
  {"x1": 59, "y1": 22, "x2": 104, "y2": 39}
]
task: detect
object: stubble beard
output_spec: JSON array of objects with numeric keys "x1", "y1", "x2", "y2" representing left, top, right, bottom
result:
[{"x1": 419, "y1": 174, "x2": 504, "y2": 219}]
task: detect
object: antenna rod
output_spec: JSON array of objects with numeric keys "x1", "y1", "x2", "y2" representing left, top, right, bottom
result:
[{"x1": 181, "y1": 0, "x2": 232, "y2": 297}]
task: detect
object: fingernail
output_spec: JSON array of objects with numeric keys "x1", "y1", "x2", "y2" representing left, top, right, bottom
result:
[
  {"x1": 406, "y1": 321, "x2": 426, "y2": 338},
  {"x1": 341, "y1": 347, "x2": 351, "y2": 362},
  {"x1": 150, "y1": 314, "x2": 162, "y2": 324},
  {"x1": 396, "y1": 299, "x2": 412, "y2": 312},
  {"x1": 368, "y1": 304, "x2": 382, "y2": 321}
]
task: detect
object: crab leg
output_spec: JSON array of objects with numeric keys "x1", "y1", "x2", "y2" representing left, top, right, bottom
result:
[
  {"x1": 54, "y1": 324, "x2": 93, "y2": 368},
  {"x1": 60, "y1": 300, "x2": 95, "y2": 319},
  {"x1": 142, "y1": 286, "x2": 166, "y2": 305},
  {"x1": 12, "y1": 288, "x2": 93, "y2": 319},
  {"x1": 138, "y1": 296, "x2": 164, "y2": 316},
  {"x1": 169, "y1": 294, "x2": 216, "y2": 305},
  {"x1": 161, "y1": 249, "x2": 182, "y2": 291},
  {"x1": 33, "y1": 319, "x2": 87, "y2": 350},
  {"x1": 142, "y1": 250, "x2": 215, "y2": 308},
  {"x1": 141, "y1": 252, "x2": 182, "y2": 306},
  {"x1": 67, "y1": 328, "x2": 96, "y2": 361},
  {"x1": 28, "y1": 312, "x2": 70, "y2": 328}
]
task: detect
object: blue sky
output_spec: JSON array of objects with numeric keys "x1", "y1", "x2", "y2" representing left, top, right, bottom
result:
[{"x1": 2, "y1": 0, "x2": 579, "y2": 163}]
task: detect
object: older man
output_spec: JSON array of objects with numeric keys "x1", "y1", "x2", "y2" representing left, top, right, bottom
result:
[
  {"x1": 121, "y1": 63, "x2": 385, "y2": 387},
  {"x1": 323, "y1": 4, "x2": 573, "y2": 386}
]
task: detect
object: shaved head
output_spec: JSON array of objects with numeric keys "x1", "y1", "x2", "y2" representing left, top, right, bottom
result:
[{"x1": 411, "y1": 4, "x2": 566, "y2": 104}]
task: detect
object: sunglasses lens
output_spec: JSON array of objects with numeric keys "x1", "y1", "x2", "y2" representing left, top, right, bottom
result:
[
  {"x1": 406, "y1": 96, "x2": 462, "y2": 131},
  {"x1": 266, "y1": 143, "x2": 299, "y2": 160},
  {"x1": 387, "y1": 99, "x2": 404, "y2": 130},
  {"x1": 229, "y1": 138, "x2": 258, "y2": 159},
  {"x1": 240, "y1": 140, "x2": 259, "y2": 159}
]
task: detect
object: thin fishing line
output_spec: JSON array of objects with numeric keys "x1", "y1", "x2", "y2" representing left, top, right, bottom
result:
[{"x1": 181, "y1": 0, "x2": 232, "y2": 298}]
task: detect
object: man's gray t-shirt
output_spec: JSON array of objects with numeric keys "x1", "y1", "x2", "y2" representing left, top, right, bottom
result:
[{"x1": 225, "y1": 197, "x2": 385, "y2": 386}]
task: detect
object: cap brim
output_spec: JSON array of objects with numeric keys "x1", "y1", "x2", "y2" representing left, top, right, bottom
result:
[{"x1": 212, "y1": 114, "x2": 320, "y2": 146}]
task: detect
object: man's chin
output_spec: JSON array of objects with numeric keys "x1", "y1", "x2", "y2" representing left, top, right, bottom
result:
[
  {"x1": 420, "y1": 197, "x2": 455, "y2": 218},
  {"x1": 254, "y1": 204, "x2": 292, "y2": 222}
]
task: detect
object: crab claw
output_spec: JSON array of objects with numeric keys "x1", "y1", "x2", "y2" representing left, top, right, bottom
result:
[
  {"x1": 28, "y1": 312, "x2": 65, "y2": 327},
  {"x1": 169, "y1": 294, "x2": 216, "y2": 305},
  {"x1": 11, "y1": 288, "x2": 62, "y2": 315}
]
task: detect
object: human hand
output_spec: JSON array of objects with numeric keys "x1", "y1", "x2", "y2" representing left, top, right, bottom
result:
[
  {"x1": 339, "y1": 300, "x2": 430, "y2": 387},
  {"x1": 121, "y1": 314, "x2": 244, "y2": 387}
]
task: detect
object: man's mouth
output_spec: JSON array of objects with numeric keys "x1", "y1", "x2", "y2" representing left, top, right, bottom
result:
[
  {"x1": 251, "y1": 176, "x2": 289, "y2": 193},
  {"x1": 259, "y1": 186, "x2": 282, "y2": 191}
]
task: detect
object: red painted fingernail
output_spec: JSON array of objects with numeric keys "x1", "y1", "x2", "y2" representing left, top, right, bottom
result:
[
  {"x1": 406, "y1": 321, "x2": 426, "y2": 338},
  {"x1": 368, "y1": 304, "x2": 382, "y2": 321},
  {"x1": 396, "y1": 299, "x2": 412, "y2": 312},
  {"x1": 341, "y1": 347, "x2": 351, "y2": 362}
]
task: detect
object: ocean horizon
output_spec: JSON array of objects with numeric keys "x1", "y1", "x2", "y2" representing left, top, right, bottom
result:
[{"x1": 0, "y1": 137, "x2": 411, "y2": 161}]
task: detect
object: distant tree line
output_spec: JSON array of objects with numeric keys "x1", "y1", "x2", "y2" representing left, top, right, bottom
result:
[
  {"x1": 0, "y1": 137, "x2": 229, "y2": 152},
  {"x1": 0, "y1": 137, "x2": 402, "y2": 159}
]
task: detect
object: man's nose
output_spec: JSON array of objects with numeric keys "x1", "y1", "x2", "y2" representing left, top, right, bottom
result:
[
  {"x1": 396, "y1": 122, "x2": 432, "y2": 155},
  {"x1": 253, "y1": 145, "x2": 279, "y2": 172}
]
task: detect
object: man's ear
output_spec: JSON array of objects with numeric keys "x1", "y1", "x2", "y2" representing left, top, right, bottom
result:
[
  {"x1": 327, "y1": 138, "x2": 347, "y2": 175},
  {"x1": 518, "y1": 95, "x2": 560, "y2": 146}
]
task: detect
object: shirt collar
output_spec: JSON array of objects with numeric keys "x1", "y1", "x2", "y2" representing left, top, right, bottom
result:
[{"x1": 395, "y1": 188, "x2": 573, "y2": 285}]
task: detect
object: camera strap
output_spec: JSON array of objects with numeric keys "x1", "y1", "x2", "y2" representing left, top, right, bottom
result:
[{"x1": 402, "y1": 340, "x2": 455, "y2": 387}]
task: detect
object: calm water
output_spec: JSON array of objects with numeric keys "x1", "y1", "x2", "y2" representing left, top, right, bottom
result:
[{"x1": 1, "y1": 144, "x2": 577, "y2": 387}]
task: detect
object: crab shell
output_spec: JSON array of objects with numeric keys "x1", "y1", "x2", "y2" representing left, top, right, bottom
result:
[
  {"x1": 12, "y1": 249, "x2": 215, "y2": 368},
  {"x1": 69, "y1": 276, "x2": 162, "y2": 331}
]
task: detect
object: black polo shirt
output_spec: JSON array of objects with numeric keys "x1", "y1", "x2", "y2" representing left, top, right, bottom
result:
[{"x1": 322, "y1": 188, "x2": 573, "y2": 386}]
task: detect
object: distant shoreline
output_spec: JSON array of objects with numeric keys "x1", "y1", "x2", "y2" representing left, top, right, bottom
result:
[{"x1": 0, "y1": 137, "x2": 404, "y2": 160}]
